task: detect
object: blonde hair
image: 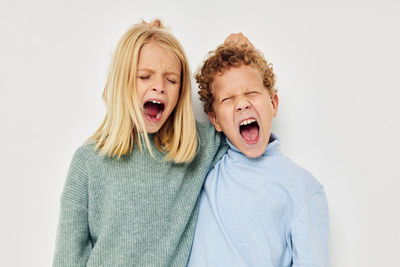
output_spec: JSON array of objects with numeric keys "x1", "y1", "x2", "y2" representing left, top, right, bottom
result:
[{"x1": 89, "y1": 20, "x2": 197, "y2": 163}]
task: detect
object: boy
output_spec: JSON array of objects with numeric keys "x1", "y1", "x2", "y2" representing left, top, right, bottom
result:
[{"x1": 188, "y1": 40, "x2": 329, "y2": 266}]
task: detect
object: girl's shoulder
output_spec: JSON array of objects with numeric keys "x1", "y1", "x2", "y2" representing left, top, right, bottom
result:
[
  {"x1": 70, "y1": 140, "x2": 108, "y2": 168},
  {"x1": 74, "y1": 140, "x2": 99, "y2": 159}
]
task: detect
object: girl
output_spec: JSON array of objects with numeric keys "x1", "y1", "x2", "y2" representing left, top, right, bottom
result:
[{"x1": 53, "y1": 20, "x2": 226, "y2": 266}]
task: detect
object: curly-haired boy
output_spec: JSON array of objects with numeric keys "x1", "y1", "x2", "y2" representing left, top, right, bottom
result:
[{"x1": 188, "y1": 39, "x2": 329, "y2": 267}]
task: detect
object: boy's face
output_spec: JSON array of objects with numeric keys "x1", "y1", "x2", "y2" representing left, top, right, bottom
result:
[{"x1": 208, "y1": 64, "x2": 278, "y2": 158}]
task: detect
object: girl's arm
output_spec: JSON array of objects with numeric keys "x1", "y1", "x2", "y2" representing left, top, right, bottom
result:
[{"x1": 53, "y1": 146, "x2": 93, "y2": 266}]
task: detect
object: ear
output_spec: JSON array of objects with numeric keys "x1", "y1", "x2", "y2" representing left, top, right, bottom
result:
[
  {"x1": 271, "y1": 94, "x2": 279, "y2": 117},
  {"x1": 208, "y1": 112, "x2": 223, "y2": 132}
]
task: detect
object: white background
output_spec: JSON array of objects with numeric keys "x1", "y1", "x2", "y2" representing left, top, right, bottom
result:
[{"x1": 1, "y1": 0, "x2": 399, "y2": 266}]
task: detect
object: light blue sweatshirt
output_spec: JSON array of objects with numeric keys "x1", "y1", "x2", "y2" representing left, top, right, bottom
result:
[{"x1": 188, "y1": 134, "x2": 329, "y2": 267}]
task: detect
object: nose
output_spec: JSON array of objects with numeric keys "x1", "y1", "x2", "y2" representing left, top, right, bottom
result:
[
  {"x1": 235, "y1": 98, "x2": 251, "y2": 112},
  {"x1": 152, "y1": 87, "x2": 165, "y2": 94},
  {"x1": 152, "y1": 77, "x2": 166, "y2": 94}
]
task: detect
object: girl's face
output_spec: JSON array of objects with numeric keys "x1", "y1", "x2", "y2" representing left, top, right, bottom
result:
[{"x1": 136, "y1": 41, "x2": 181, "y2": 133}]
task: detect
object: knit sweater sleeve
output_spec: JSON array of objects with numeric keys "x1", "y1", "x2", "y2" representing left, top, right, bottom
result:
[
  {"x1": 53, "y1": 145, "x2": 93, "y2": 267},
  {"x1": 290, "y1": 187, "x2": 330, "y2": 267},
  {"x1": 196, "y1": 121, "x2": 228, "y2": 167}
]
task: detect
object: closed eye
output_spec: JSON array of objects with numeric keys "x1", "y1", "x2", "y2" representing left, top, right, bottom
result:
[
  {"x1": 221, "y1": 97, "x2": 232, "y2": 103},
  {"x1": 246, "y1": 91, "x2": 259, "y2": 97},
  {"x1": 139, "y1": 76, "x2": 150, "y2": 80},
  {"x1": 167, "y1": 78, "x2": 177, "y2": 84}
]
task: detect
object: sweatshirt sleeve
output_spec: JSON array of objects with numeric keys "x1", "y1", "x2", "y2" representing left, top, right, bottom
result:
[
  {"x1": 290, "y1": 187, "x2": 329, "y2": 267},
  {"x1": 53, "y1": 146, "x2": 93, "y2": 267}
]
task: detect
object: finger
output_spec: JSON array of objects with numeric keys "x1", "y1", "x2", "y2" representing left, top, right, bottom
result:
[
  {"x1": 150, "y1": 19, "x2": 161, "y2": 28},
  {"x1": 224, "y1": 33, "x2": 238, "y2": 44},
  {"x1": 224, "y1": 33, "x2": 254, "y2": 48}
]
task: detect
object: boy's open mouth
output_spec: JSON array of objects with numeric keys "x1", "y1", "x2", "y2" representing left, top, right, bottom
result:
[
  {"x1": 143, "y1": 100, "x2": 165, "y2": 121},
  {"x1": 239, "y1": 118, "x2": 260, "y2": 144}
]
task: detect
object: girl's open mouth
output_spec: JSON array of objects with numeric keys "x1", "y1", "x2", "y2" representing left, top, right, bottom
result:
[
  {"x1": 143, "y1": 100, "x2": 165, "y2": 122},
  {"x1": 239, "y1": 118, "x2": 260, "y2": 144}
]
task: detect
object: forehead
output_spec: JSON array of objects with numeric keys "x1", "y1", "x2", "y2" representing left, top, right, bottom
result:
[
  {"x1": 138, "y1": 42, "x2": 181, "y2": 73},
  {"x1": 212, "y1": 65, "x2": 264, "y2": 96}
]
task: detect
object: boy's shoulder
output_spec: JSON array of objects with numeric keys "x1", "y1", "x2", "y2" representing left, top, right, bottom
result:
[
  {"x1": 245, "y1": 135, "x2": 323, "y2": 200},
  {"x1": 269, "y1": 155, "x2": 327, "y2": 220},
  {"x1": 274, "y1": 155, "x2": 323, "y2": 193},
  {"x1": 263, "y1": 134, "x2": 322, "y2": 191},
  {"x1": 246, "y1": 150, "x2": 324, "y2": 213},
  {"x1": 223, "y1": 134, "x2": 323, "y2": 194}
]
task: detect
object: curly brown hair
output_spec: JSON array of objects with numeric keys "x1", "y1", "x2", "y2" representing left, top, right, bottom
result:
[{"x1": 195, "y1": 44, "x2": 276, "y2": 114}]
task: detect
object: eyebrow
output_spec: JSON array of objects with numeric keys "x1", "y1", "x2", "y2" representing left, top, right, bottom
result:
[
  {"x1": 165, "y1": 71, "x2": 180, "y2": 77},
  {"x1": 137, "y1": 68, "x2": 180, "y2": 77}
]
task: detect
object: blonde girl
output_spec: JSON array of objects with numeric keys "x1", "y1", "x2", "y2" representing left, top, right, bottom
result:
[{"x1": 53, "y1": 20, "x2": 226, "y2": 266}]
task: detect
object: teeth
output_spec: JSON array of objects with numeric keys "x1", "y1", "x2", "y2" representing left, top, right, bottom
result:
[
  {"x1": 240, "y1": 118, "x2": 256, "y2": 126},
  {"x1": 151, "y1": 100, "x2": 162, "y2": 104}
]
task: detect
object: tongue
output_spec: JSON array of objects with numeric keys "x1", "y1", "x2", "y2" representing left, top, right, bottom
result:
[
  {"x1": 145, "y1": 103, "x2": 160, "y2": 117},
  {"x1": 241, "y1": 124, "x2": 259, "y2": 142}
]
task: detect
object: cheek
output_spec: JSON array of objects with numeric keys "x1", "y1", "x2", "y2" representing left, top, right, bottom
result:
[
  {"x1": 135, "y1": 82, "x2": 146, "y2": 98},
  {"x1": 216, "y1": 111, "x2": 232, "y2": 129},
  {"x1": 169, "y1": 88, "x2": 180, "y2": 109},
  {"x1": 222, "y1": 110, "x2": 232, "y2": 121}
]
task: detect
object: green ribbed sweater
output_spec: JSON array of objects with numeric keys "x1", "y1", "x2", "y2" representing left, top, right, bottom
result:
[{"x1": 53, "y1": 122, "x2": 227, "y2": 267}]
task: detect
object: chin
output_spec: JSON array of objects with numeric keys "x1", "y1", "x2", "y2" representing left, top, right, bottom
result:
[
  {"x1": 143, "y1": 121, "x2": 162, "y2": 133},
  {"x1": 242, "y1": 149, "x2": 264, "y2": 158},
  {"x1": 240, "y1": 141, "x2": 268, "y2": 158}
]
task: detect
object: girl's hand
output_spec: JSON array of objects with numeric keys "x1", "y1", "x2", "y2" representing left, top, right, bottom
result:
[{"x1": 224, "y1": 33, "x2": 254, "y2": 48}]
